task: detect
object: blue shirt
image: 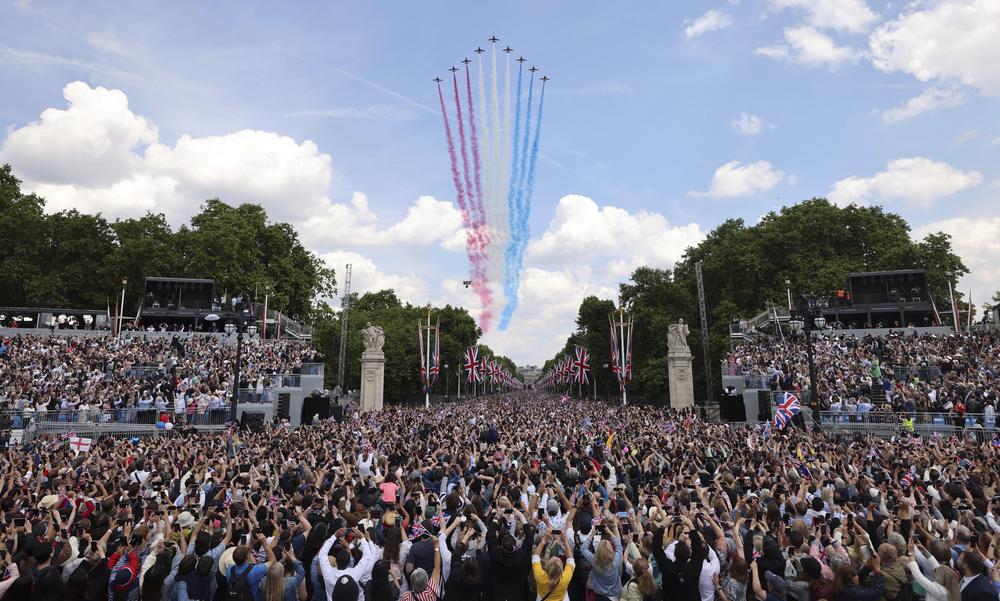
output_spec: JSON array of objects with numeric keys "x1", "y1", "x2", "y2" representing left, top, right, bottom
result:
[{"x1": 228, "y1": 563, "x2": 268, "y2": 601}]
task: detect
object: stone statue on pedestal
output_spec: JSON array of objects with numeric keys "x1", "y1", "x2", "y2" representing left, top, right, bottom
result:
[
  {"x1": 667, "y1": 319, "x2": 695, "y2": 409},
  {"x1": 362, "y1": 323, "x2": 384, "y2": 352},
  {"x1": 667, "y1": 319, "x2": 690, "y2": 353},
  {"x1": 360, "y1": 323, "x2": 385, "y2": 413}
]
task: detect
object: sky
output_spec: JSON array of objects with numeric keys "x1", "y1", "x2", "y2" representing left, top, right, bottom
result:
[{"x1": 1, "y1": 0, "x2": 998, "y2": 365}]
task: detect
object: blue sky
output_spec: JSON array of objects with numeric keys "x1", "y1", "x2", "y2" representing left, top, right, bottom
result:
[{"x1": 1, "y1": 0, "x2": 997, "y2": 363}]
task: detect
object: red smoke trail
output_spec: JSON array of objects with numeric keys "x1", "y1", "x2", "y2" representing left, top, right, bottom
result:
[
  {"x1": 438, "y1": 82, "x2": 493, "y2": 331},
  {"x1": 464, "y1": 64, "x2": 485, "y2": 233}
]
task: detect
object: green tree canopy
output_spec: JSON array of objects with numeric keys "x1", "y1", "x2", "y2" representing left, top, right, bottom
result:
[
  {"x1": 545, "y1": 199, "x2": 968, "y2": 405},
  {"x1": 0, "y1": 164, "x2": 335, "y2": 317},
  {"x1": 312, "y1": 290, "x2": 520, "y2": 401}
]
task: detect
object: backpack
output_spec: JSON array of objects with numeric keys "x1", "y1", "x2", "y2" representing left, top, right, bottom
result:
[
  {"x1": 891, "y1": 581, "x2": 915, "y2": 601},
  {"x1": 227, "y1": 567, "x2": 255, "y2": 601}
]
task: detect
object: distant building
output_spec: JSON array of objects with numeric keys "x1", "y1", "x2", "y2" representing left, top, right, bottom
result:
[{"x1": 519, "y1": 364, "x2": 542, "y2": 387}]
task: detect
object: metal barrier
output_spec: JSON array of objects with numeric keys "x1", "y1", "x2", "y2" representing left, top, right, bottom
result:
[
  {"x1": 1, "y1": 407, "x2": 229, "y2": 430},
  {"x1": 301, "y1": 363, "x2": 324, "y2": 376},
  {"x1": 891, "y1": 365, "x2": 941, "y2": 383},
  {"x1": 817, "y1": 411, "x2": 996, "y2": 438},
  {"x1": 277, "y1": 374, "x2": 301, "y2": 387}
]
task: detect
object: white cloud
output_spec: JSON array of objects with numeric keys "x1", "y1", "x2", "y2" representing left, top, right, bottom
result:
[
  {"x1": 319, "y1": 250, "x2": 428, "y2": 304},
  {"x1": 0, "y1": 80, "x2": 463, "y2": 254},
  {"x1": 0, "y1": 81, "x2": 157, "y2": 187},
  {"x1": 690, "y1": 160, "x2": 785, "y2": 198},
  {"x1": 913, "y1": 217, "x2": 1000, "y2": 306},
  {"x1": 731, "y1": 112, "x2": 766, "y2": 135},
  {"x1": 869, "y1": 0, "x2": 1000, "y2": 95},
  {"x1": 768, "y1": 0, "x2": 879, "y2": 33},
  {"x1": 828, "y1": 157, "x2": 983, "y2": 207},
  {"x1": 879, "y1": 87, "x2": 966, "y2": 124},
  {"x1": 684, "y1": 10, "x2": 734, "y2": 39},
  {"x1": 527, "y1": 195, "x2": 704, "y2": 269},
  {"x1": 756, "y1": 26, "x2": 858, "y2": 69}
]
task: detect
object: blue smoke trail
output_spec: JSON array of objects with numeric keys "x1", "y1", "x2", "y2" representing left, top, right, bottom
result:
[
  {"x1": 499, "y1": 73, "x2": 537, "y2": 330},
  {"x1": 504, "y1": 82, "x2": 545, "y2": 328},
  {"x1": 499, "y1": 64, "x2": 524, "y2": 331}
]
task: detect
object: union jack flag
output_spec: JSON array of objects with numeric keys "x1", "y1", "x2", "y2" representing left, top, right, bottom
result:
[
  {"x1": 772, "y1": 392, "x2": 801, "y2": 430},
  {"x1": 795, "y1": 461, "x2": 812, "y2": 480},
  {"x1": 430, "y1": 322, "x2": 440, "y2": 384},
  {"x1": 574, "y1": 346, "x2": 591, "y2": 385},
  {"x1": 900, "y1": 472, "x2": 914, "y2": 487},
  {"x1": 464, "y1": 347, "x2": 479, "y2": 383},
  {"x1": 478, "y1": 356, "x2": 488, "y2": 384}
]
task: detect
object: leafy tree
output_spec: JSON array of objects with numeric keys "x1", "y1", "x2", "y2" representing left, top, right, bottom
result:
[
  {"x1": 547, "y1": 199, "x2": 969, "y2": 406},
  {"x1": 0, "y1": 165, "x2": 335, "y2": 319}
]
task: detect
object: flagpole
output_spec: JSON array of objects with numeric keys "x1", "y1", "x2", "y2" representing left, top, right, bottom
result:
[
  {"x1": 947, "y1": 276, "x2": 960, "y2": 333},
  {"x1": 619, "y1": 306, "x2": 628, "y2": 407},
  {"x1": 425, "y1": 307, "x2": 432, "y2": 408}
]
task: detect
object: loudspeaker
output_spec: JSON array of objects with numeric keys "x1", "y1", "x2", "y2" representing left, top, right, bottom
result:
[
  {"x1": 276, "y1": 393, "x2": 290, "y2": 420},
  {"x1": 720, "y1": 392, "x2": 746, "y2": 422},
  {"x1": 240, "y1": 411, "x2": 266, "y2": 433},
  {"x1": 757, "y1": 390, "x2": 772, "y2": 422}
]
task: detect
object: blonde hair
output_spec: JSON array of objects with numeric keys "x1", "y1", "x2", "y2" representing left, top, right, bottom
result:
[
  {"x1": 594, "y1": 539, "x2": 615, "y2": 572},
  {"x1": 543, "y1": 556, "x2": 564, "y2": 584},
  {"x1": 631, "y1": 557, "x2": 657, "y2": 597},
  {"x1": 264, "y1": 561, "x2": 285, "y2": 601}
]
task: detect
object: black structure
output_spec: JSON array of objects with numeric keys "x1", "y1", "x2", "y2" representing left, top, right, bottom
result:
[
  {"x1": 225, "y1": 313, "x2": 257, "y2": 422},
  {"x1": 789, "y1": 294, "x2": 827, "y2": 424},
  {"x1": 817, "y1": 269, "x2": 935, "y2": 328}
]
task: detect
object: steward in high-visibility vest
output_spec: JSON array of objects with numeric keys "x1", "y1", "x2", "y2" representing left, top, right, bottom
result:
[{"x1": 901, "y1": 416, "x2": 914, "y2": 433}]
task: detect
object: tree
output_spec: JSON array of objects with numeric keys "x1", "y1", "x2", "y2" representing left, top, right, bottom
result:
[
  {"x1": 548, "y1": 198, "x2": 970, "y2": 405},
  {"x1": 0, "y1": 164, "x2": 335, "y2": 320}
]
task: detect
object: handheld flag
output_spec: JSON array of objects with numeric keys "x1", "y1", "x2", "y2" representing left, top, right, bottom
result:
[{"x1": 772, "y1": 392, "x2": 801, "y2": 430}]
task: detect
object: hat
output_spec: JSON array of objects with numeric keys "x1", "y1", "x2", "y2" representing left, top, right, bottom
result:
[
  {"x1": 546, "y1": 499, "x2": 560, "y2": 514},
  {"x1": 38, "y1": 494, "x2": 60, "y2": 510},
  {"x1": 218, "y1": 546, "x2": 237, "y2": 576},
  {"x1": 764, "y1": 571, "x2": 787, "y2": 595},
  {"x1": 176, "y1": 511, "x2": 196, "y2": 528},
  {"x1": 332, "y1": 574, "x2": 359, "y2": 601}
]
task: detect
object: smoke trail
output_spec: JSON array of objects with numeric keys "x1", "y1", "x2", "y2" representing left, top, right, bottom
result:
[
  {"x1": 452, "y1": 72, "x2": 493, "y2": 330},
  {"x1": 452, "y1": 72, "x2": 476, "y2": 231},
  {"x1": 477, "y1": 54, "x2": 491, "y2": 234},
  {"x1": 499, "y1": 70, "x2": 535, "y2": 330},
  {"x1": 464, "y1": 64, "x2": 484, "y2": 228},
  {"x1": 436, "y1": 83, "x2": 469, "y2": 220},
  {"x1": 438, "y1": 81, "x2": 492, "y2": 331},
  {"x1": 499, "y1": 63, "x2": 524, "y2": 331},
  {"x1": 500, "y1": 81, "x2": 545, "y2": 329}
]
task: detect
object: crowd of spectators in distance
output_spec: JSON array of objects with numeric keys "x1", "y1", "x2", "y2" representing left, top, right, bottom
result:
[
  {"x1": 0, "y1": 334, "x2": 322, "y2": 424},
  {"x1": 727, "y1": 332, "x2": 999, "y2": 420}
]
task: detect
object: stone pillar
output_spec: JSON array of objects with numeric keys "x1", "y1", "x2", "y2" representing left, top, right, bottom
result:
[
  {"x1": 360, "y1": 349, "x2": 384, "y2": 413},
  {"x1": 359, "y1": 323, "x2": 385, "y2": 413},
  {"x1": 667, "y1": 320, "x2": 695, "y2": 410}
]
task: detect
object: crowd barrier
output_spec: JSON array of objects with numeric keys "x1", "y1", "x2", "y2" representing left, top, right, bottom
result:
[{"x1": 817, "y1": 410, "x2": 997, "y2": 439}]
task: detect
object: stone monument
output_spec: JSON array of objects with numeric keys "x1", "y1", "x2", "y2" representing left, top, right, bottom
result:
[
  {"x1": 359, "y1": 323, "x2": 385, "y2": 413},
  {"x1": 667, "y1": 319, "x2": 695, "y2": 409}
]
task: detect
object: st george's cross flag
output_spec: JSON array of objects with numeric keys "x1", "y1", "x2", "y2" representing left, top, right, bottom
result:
[
  {"x1": 68, "y1": 436, "x2": 92, "y2": 455},
  {"x1": 772, "y1": 392, "x2": 801, "y2": 430}
]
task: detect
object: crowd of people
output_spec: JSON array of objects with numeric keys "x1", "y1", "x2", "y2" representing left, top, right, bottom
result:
[
  {"x1": 0, "y1": 334, "x2": 322, "y2": 424},
  {"x1": 0, "y1": 391, "x2": 998, "y2": 601},
  {"x1": 727, "y1": 332, "x2": 1000, "y2": 418}
]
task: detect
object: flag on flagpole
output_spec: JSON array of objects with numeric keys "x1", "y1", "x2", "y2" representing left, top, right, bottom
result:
[
  {"x1": 429, "y1": 320, "x2": 440, "y2": 386},
  {"x1": 574, "y1": 346, "x2": 591, "y2": 385},
  {"x1": 463, "y1": 347, "x2": 479, "y2": 383},
  {"x1": 967, "y1": 291, "x2": 973, "y2": 332}
]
